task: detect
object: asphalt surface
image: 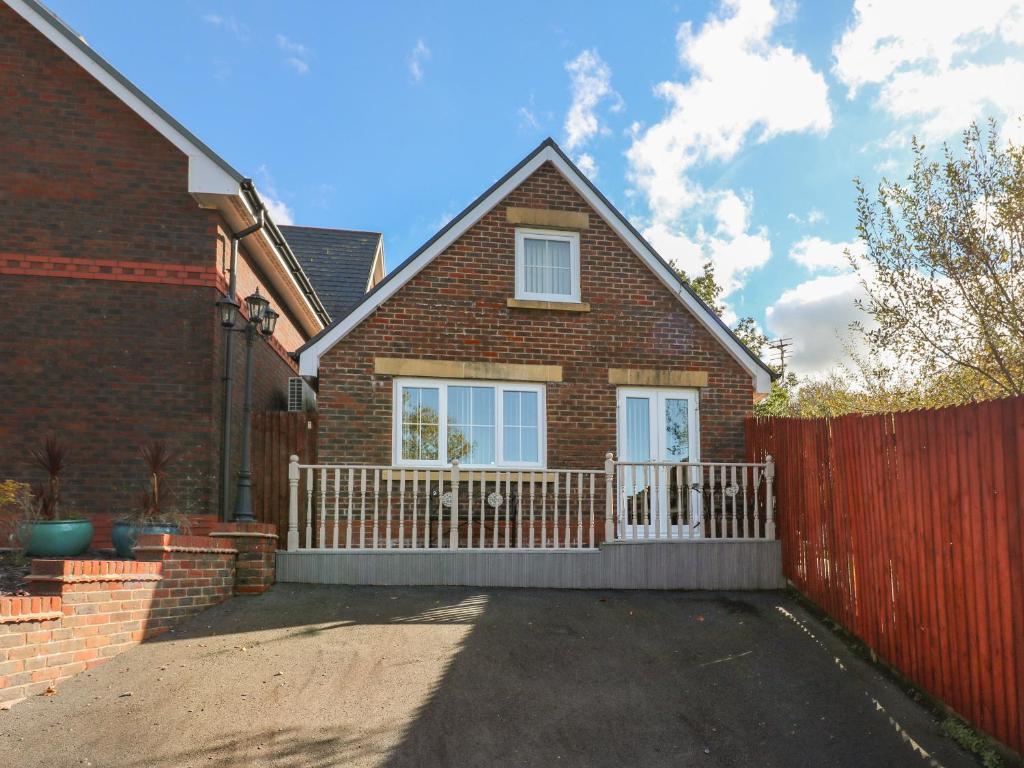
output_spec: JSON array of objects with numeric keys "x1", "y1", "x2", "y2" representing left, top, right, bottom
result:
[{"x1": 0, "y1": 585, "x2": 979, "y2": 768}]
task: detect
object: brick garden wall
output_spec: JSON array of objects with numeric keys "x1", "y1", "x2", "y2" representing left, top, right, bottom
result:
[
  {"x1": 0, "y1": 525, "x2": 276, "y2": 706},
  {"x1": 317, "y1": 161, "x2": 755, "y2": 469}
]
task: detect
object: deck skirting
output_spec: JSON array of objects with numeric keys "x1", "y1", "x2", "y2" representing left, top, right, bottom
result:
[{"x1": 276, "y1": 541, "x2": 784, "y2": 590}]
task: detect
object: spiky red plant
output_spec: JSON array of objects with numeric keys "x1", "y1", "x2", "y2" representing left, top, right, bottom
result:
[
  {"x1": 29, "y1": 435, "x2": 67, "y2": 519},
  {"x1": 138, "y1": 442, "x2": 175, "y2": 516}
]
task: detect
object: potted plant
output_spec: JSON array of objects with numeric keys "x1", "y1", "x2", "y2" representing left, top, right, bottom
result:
[
  {"x1": 18, "y1": 436, "x2": 94, "y2": 557},
  {"x1": 112, "y1": 442, "x2": 190, "y2": 558}
]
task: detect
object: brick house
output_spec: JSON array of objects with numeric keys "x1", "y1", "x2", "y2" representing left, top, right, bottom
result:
[
  {"x1": 292, "y1": 140, "x2": 775, "y2": 553},
  {"x1": 0, "y1": 0, "x2": 379, "y2": 543}
]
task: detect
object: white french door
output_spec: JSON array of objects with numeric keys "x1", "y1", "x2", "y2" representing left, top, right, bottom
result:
[{"x1": 616, "y1": 388, "x2": 700, "y2": 538}]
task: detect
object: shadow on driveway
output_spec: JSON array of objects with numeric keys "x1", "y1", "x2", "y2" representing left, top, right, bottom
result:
[{"x1": 0, "y1": 586, "x2": 977, "y2": 768}]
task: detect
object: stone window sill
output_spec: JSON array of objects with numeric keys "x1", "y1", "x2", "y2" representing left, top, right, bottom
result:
[{"x1": 506, "y1": 298, "x2": 591, "y2": 312}]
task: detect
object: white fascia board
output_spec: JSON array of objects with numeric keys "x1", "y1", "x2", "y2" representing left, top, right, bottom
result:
[
  {"x1": 8, "y1": 0, "x2": 240, "y2": 198},
  {"x1": 299, "y1": 146, "x2": 771, "y2": 393}
]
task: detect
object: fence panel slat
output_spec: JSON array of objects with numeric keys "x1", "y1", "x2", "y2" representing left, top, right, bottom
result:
[{"x1": 747, "y1": 398, "x2": 1024, "y2": 754}]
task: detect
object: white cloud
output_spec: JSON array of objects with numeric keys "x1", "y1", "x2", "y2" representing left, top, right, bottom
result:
[
  {"x1": 786, "y1": 207, "x2": 825, "y2": 226},
  {"x1": 628, "y1": 0, "x2": 831, "y2": 225},
  {"x1": 517, "y1": 106, "x2": 539, "y2": 131},
  {"x1": 262, "y1": 196, "x2": 295, "y2": 226},
  {"x1": 254, "y1": 165, "x2": 295, "y2": 226},
  {"x1": 765, "y1": 272, "x2": 871, "y2": 376},
  {"x1": 202, "y1": 13, "x2": 248, "y2": 41},
  {"x1": 409, "y1": 39, "x2": 431, "y2": 83},
  {"x1": 626, "y1": 0, "x2": 829, "y2": 309},
  {"x1": 833, "y1": 0, "x2": 1024, "y2": 141},
  {"x1": 789, "y1": 236, "x2": 864, "y2": 272},
  {"x1": 563, "y1": 49, "x2": 621, "y2": 152},
  {"x1": 276, "y1": 34, "x2": 311, "y2": 74},
  {"x1": 575, "y1": 152, "x2": 598, "y2": 178},
  {"x1": 646, "y1": 190, "x2": 772, "y2": 297}
]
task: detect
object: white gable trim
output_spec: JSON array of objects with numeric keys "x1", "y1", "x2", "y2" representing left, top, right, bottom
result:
[
  {"x1": 8, "y1": 0, "x2": 240, "y2": 197},
  {"x1": 299, "y1": 146, "x2": 771, "y2": 393}
]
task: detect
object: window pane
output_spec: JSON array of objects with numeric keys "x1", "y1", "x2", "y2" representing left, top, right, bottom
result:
[
  {"x1": 447, "y1": 385, "x2": 496, "y2": 465},
  {"x1": 519, "y1": 426, "x2": 539, "y2": 462},
  {"x1": 503, "y1": 425, "x2": 521, "y2": 462},
  {"x1": 523, "y1": 237, "x2": 572, "y2": 297},
  {"x1": 502, "y1": 390, "x2": 540, "y2": 463},
  {"x1": 401, "y1": 387, "x2": 439, "y2": 460}
]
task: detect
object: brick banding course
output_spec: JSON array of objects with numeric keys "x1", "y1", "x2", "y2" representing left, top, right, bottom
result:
[{"x1": 0, "y1": 526, "x2": 277, "y2": 706}]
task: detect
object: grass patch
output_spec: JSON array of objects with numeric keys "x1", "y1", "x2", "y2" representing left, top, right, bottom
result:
[{"x1": 941, "y1": 718, "x2": 1003, "y2": 768}]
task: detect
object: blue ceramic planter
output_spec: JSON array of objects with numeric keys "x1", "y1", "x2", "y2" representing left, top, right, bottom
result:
[
  {"x1": 20, "y1": 519, "x2": 94, "y2": 557},
  {"x1": 111, "y1": 521, "x2": 180, "y2": 559}
]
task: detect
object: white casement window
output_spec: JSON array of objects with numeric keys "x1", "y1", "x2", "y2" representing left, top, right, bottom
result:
[
  {"x1": 514, "y1": 228, "x2": 581, "y2": 302},
  {"x1": 393, "y1": 378, "x2": 546, "y2": 468}
]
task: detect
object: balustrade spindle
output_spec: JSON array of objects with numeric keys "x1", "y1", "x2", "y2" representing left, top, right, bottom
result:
[
  {"x1": 517, "y1": 474, "x2": 524, "y2": 548},
  {"x1": 385, "y1": 470, "x2": 393, "y2": 548},
  {"x1": 588, "y1": 473, "x2": 595, "y2": 548},
  {"x1": 319, "y1": 467, "x2": 327, "y2": 549},
  {"x1": 305, "y1": 467, "x2": 313, "y2": 549},
  {"x1": 504, "y1": 473, "x2": 511, "y2": 548},
  {"x1": 333, "y1": 468, "x2": 340, "y2": 548},
  {"x1": 411, "y1": 469, "x2": 419, "y2": 549},
  {"x1": 541, "y1": 475, "x2": 548, "y2": 548},
  {"x1": 576, "y1": 473, "x2": 583, "y2": 548},
  {"x1": 398, "y1": 470, "x2": 406, "y2": 548},
  {"x1": 346, "y1": 468, "x2": 354, "y2": 548},
  {"x1": 552, "y1": 472, "x2": 560, "y2": 548},
  {"x1": 529, "y1": 472, "x2": 537, "y2": 548}
]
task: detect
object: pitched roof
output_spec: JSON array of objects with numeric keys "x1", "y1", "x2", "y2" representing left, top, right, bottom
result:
[
  {"x1": 297, "y1": 138, "x2": 775, "y2": 392},
  {"x1": 280, "y1": 226, "x2": 382, "y2": 322}
]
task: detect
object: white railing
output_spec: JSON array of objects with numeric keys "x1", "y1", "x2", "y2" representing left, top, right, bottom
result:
[
  {"x1": 613, "y1": 460, "x2": 774, "y2": 541},
  {"x1": 286, "y1": 455, "x2": 774, "y2": 551}
]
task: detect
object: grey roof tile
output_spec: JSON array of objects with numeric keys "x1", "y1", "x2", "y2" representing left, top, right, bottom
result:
[{"x1": 280, "y1": 225, "x2": 381, "y2": 323}]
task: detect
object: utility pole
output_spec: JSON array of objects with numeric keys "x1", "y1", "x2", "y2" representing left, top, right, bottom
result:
[{"x1": 767, "y1": 337, "x2": 793, "y2": 377}]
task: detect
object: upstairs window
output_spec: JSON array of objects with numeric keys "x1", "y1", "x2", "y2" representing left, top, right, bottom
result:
[{"x1": 514, "y1": 228, "x2": 580, "y2": 303}]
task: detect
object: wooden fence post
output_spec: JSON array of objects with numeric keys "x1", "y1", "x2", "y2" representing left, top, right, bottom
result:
[
  {"x1": 449, "y1": 460, "x2": 460, "y2": 549},
  {"x1": 764, "y1": 454, "x2": 776, "y2": 540},
  {"x1": 604, "y1": 452, "x2": 615, "y2": 543},
  {"x1": 287, "y1": 454, "x2": 300, "y2": 551}
]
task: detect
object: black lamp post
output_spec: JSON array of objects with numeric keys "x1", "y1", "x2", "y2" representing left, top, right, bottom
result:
[{"x1": 219, "y1": 288, "x2": 279, "y2": 522}]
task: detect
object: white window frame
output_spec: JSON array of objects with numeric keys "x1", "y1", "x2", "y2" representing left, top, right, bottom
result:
[
  {"x1": 514, "y1": 227, "x2": 581, "y2": 303},
  {"x1": 392, "y1": 378, "x2": 547, "y2": 469}
]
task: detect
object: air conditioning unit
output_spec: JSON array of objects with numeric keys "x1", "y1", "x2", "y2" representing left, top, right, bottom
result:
[{"x1": 287, "y1": 377, "x2": 317, "y2": 412}]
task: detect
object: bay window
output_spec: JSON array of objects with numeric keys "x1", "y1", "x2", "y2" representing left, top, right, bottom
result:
[{"x1": 393, "y1": 378, "x2": 545, "y2": 468}]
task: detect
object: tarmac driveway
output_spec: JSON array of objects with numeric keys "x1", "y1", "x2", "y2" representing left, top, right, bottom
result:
[{"x1": 0, "y1": 585, "x2": 977, "y2": 768}]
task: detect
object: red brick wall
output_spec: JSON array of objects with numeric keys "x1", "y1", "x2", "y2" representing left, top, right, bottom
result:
[
  {"x1": 0, "y1": 5, "x2": 308, "y2": 523},
  {"x1": 0, "y1": 529, "x2": 276, "y2": 705},
  {"x1": 317, "y1": 161, "x2": 754, "y2": 468}
]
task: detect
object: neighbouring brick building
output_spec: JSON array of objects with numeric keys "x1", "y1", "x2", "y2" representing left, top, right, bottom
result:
[
  {"x1": 299, "y1": 140, "x2": 774, "y2": 480},
  {"x1": 0, "y1": 0, "x2": 381, "y2": 542}
]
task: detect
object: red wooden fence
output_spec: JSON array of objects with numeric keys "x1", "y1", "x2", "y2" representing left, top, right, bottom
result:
[
  {"x1": 746, "y1": 398, "x2": 1024, "y2": 753},
  {"x1": 251, "y1": 411, "x2": 318, "y2": 543}
]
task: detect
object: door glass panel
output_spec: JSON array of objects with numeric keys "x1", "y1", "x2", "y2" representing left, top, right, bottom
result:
[
  {"x1": 664, "y1": 398, "x2": 689, "y2": 461},
  {"x1": 623, "y1": 397, "x2": 651, "y2": 461},
  {"x1": 623, "y1": 396, "x2": 651, "y2": 526}
]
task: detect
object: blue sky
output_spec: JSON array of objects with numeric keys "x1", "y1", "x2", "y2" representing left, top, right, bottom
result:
[{"x1": 46, "y1": 0, "x2": 1024, "y2": 375}]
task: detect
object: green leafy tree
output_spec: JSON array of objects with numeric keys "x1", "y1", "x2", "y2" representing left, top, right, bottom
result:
[{"x1": 853, "y1": 120, "x2": 1024, "y2": 400}]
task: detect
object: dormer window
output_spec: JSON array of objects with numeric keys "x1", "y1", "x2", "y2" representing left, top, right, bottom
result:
[{"x1": 514, "y1": 228, "x2": 580, "y2": 303}]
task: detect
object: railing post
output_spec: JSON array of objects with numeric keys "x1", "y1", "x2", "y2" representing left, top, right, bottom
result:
[
  {"x1": 764, "y1": 454, "x2": 776, "y2": 540},
  {"x1": 449, "y1": 460, "x2": 460, "y2": 549},
  {"x1": 287, "y1": 454, "x2": 300, "y2": 551},
  {"x1": 604, "y1": 452, "x2": 614, "y2": 543}
]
